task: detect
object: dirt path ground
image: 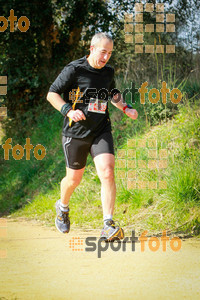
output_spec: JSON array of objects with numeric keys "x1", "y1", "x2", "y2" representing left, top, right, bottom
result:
[{"x1": 0, "y1": 219, "x2": 200, "y2": 300}]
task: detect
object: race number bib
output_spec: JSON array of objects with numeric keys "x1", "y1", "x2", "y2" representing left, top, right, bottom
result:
[{"x1": 88, "y1": 98, "x2": 107, "y2": 114}]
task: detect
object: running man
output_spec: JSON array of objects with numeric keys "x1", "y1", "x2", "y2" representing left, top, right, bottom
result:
[{"x1": 47, "y1": 32, "x2": 138, "y2": 241}]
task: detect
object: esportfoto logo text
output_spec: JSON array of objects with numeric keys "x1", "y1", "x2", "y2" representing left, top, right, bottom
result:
[{"x1": 69, "y1": 230, "x2": 182, "y2": 258}]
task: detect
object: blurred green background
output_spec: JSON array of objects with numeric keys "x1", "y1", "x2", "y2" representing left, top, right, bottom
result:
[{"x1": 0, "y1": 0, "x2": 199, "y2": 236}]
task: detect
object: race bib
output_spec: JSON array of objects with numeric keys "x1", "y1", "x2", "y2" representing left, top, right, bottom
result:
[{"x1": 88, "y1": 98, "x2": 107, "y2": 114}]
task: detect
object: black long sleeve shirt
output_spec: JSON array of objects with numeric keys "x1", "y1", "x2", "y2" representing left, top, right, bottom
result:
[{"x1": 49, "y1": 56, "x2": 116, "y2": 138}]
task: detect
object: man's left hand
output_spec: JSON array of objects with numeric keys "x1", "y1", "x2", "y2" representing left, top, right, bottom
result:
[{"x1": 125, "y1": 108, "x2": 138, "y2": 120}]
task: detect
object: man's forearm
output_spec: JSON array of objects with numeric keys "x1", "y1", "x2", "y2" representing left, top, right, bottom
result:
[
  {"x1": 47, "y1": 92, "x2": 73, "y2": 117},
  {"x1": 111, "y1": 93, "x2": 127, "y2": 111},
  {"x1": 46, "y1": 92, "x2": 67, "y2": 111},
  {"x1": 47, "y1": 92, "x2": 85, "y2": 121},
  {"x1": 111, "y1": 93, "x2": 138, "y2": 120}
]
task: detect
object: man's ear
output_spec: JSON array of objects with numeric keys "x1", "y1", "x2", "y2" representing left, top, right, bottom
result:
[{"x1": 90, "y1": 45, "x2": 94, "y2": 53}]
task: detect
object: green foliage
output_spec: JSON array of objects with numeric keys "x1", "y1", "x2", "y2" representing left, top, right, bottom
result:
[
  {"x1": 1, "y1": 89, "x2": 199, "y2": 236},
  {"x1": 0, "y1": 0, "x2": 131, "y2": 139},
  {"x1": 167, "y1": 160, "x2": 200, "y2": 204},
  {"x1": 1, "y1": 0, "x2": 200, "y2": 236},
  {"x1": 0, "y1": 108, "x2": 64, "y2": 215},
  {"x1": 182, "y1": 79, "x2": 200, "y2": 101}
]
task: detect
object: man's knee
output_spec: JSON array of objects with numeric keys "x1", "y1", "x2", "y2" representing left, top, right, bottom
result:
[
  {"x1": 69, "y1": 175, "x2": 82, "y2": 187},
  {"x1": 63, "y1": 170, "x2": 83, "y2": 187},
  {"x1": 98, "y1": 166, "x2": 115, "y2": 182}
]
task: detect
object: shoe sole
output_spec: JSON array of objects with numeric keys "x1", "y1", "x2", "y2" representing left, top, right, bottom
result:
[
  {"x1": 106, "y1": 228, "x2": 125, "y2": 242},
  {"x1": 55, "y1": 201, "x2": 70, "y2": 234},
  {"x1": 55, "y1": 218, "x2": 69, "y2": 234}
]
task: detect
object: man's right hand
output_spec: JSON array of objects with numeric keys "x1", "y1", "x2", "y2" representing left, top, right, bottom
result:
[{"x1": 67, "y1": 109, "x2": 86, "y2": 122}]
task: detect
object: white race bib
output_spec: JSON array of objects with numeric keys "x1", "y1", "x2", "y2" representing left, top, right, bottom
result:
[{"x1": 88, "y1": 98, "x2": 107, "y2": 114}]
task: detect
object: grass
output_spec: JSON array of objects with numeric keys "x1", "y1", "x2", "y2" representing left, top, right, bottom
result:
[{"x1": 0, "y1": 83, "x2": 200, "y2": 236}]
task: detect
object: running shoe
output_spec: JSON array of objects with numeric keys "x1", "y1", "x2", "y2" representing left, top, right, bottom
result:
[
  {"x1": 100, "y1": 219, "x2": 124, "y2": 242},
  {"x1": 55, "y1": 200, "x2": 70, "y2": 233}
]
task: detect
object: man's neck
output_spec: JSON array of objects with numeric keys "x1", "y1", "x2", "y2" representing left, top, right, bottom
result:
[{"x1": 87, "y1": 55, "x2": 95, "y2": 68}]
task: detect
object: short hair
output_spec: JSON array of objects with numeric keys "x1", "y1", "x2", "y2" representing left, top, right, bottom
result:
[{"x1": 91, "y1": 32, "x2": 113, "y2": 47}]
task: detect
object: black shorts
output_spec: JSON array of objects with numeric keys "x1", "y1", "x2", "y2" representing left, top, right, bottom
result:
[{"x1": 62, "y1": 131, "x2": 115, "y2": 169}]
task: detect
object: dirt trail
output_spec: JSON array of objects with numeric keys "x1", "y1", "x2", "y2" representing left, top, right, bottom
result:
[{"x1": 0, "y1": 219, "x2": 200, "y2": 300}]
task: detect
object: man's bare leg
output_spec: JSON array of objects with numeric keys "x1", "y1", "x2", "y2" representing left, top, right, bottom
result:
[
  {"x1": 93, "y1": 153, "x2": 116, "y2": 217},
  {"x1": 60, "y1": 166, "x2": 85, "y2": 206},
  {"x1": 55, "y1": 166, "x2": 85, "y2": 233},
  {"x1": 93, "y1": 153, "x2": 124, "y2": 241}
]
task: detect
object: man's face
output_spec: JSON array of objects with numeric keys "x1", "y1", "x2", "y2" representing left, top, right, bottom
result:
[{"x1": 90, "y1": 38, "x2": 113, "y2": 69}]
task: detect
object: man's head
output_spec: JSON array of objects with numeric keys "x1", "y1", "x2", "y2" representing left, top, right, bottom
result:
[{"x1": 88, "y1": 32, "x2": 113, "y2": 69}]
